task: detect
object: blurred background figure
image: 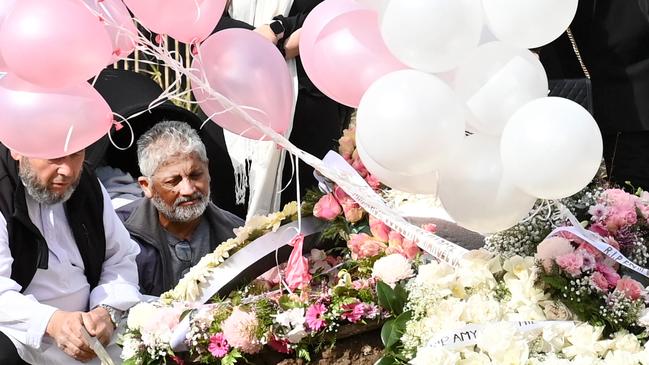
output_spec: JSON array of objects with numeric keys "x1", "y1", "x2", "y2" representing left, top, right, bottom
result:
[
  {"x1": 540, "y1": 0, "x2": 649, "y2": 191},
  {"x1": 212, "y1": 0, "x2": 352, "y2": 219}
]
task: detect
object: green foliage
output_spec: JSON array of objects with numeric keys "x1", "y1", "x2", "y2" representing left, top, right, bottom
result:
[
  {"x1": 278, "y1": 295, "x2": 304, "y2": 311},
  {"x1": 376, "y1": 281, "x2": 407, "y2": 316},
  {"x1": 297, "y1": 347, "x2": 312, "y2": 362},
  {"x1": 301, "y1": 189, "x2": 322, "y2": 216},
  {"x1": 221, "y1": 349, "x2": 242, "y2": 365},
  {"x1": 255, "y1": 298, "x2": 276, "y2": 339}
]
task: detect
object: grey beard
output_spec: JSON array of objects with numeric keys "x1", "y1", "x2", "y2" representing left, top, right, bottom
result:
[
  {"x1": 151, "y1": 191, "x2": 210, "y2": 223},
  {"x1": 19, "y1": 164, "x2": 78, "y2": 205}
]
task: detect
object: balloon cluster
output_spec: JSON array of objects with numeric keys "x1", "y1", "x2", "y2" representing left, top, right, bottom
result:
[
  {"x1": 299, "y1": 0, "x2": 602, "y2": 233},
  {"x1": 0, "y1": 0, "x2": 293, "y2": 156}
]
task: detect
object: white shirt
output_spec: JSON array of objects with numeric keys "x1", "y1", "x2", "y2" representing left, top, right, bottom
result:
[{"x1": 0, "y1": 182, "x2": 141, "y2": 361}]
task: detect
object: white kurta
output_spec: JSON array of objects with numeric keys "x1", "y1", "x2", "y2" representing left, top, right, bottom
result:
[
  {"x1": 226, "y1": 0, "x2": 299, "y2": 220},
  {"x1": 0, "y1": 183, "x2": 141, "y2": 364}
]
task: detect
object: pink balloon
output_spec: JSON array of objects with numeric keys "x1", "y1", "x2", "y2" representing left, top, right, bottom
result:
[
  {"x1": 0, "y1": 0, "x2": 112, "y2": 88},
  {"x1": 83, "y1": 0, "x2": 138, "y2": 63},
  {"x1": 123, "y1": 0, "x2": 225, "y2": 44},
  {"x1": 192, "y1": 29, "x2": 294, "y2": 140},
  {"x1": 299, "y1": 0, "x2": 365, "y2": 70},
  {"x1": 0, "y1": 0, "x2": 14, "y2": 72},
  {"x1": 0, "y1": 75, "x2": 113, "y2": 159},
  {"x1": 300, "y1": 8, "x2": 406, "y2": 107}
]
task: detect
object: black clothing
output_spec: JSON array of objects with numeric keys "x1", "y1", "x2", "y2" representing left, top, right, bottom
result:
[
  {"x1": 540, "y1": 0, "x2": 649, "y2": 190},
  {"x1": 0, "y1": 145, "x2": 106, "y2": 292},
  {"x1": 0, "y1": 331, "x2": 28, "y2": 365}
]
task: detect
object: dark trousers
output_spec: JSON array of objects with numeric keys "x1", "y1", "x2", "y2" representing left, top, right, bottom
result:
[
  {"x1": 603, "y1": 131, "x2": 649, "y2": 191},
  {"x1": 0, "y1": 331, "x2": 28, "y2": 365}
]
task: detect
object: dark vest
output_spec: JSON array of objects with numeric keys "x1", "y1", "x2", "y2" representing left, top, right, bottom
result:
[{"x1": 0, "y1": 146, "x2": 106, "y2": 293}]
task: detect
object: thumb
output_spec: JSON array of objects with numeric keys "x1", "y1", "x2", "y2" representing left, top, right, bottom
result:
[{"x1": 81, "y1": 312, "x2": 98, "y2": 336}]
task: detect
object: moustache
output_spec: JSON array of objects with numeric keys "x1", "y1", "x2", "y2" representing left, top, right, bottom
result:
[{"x1": 174, "y1": 193, "x2": 205, "y2": 207}]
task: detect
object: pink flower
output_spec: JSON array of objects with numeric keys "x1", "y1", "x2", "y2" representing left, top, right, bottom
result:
[
  {"x1": 334, "y1": 186, "x2": 350, "y2": 201},
  {"x1": 221, "y1": 308, "x2": 262, "y2": 354},
  {"x1": 208, "y1": 333, "x2": 230, "y2": 358},
  {"x1": 596, "y1": 263, "x2": 621, "y2": 287},
  {"x1": 615, "y1": 277, "x2": 644, "y2": 300},
  {"x1": 170, "y1": 355, "x2": 185, "y2": 365},
  {"x1": 556, "y1": 252, "x2": 584, "y2": 277},
  {"x1": 588, "y1": 203, "x2": 609, "y2": 221},
  {"x1": 577, "y1": 250, "x2": 597, "y2": 272},
  {"x1": 386, "y1": 231, "x2": 420, "y2": 260},
  {"x1": 369, "y1": 215, "x2": 390, "y2": 242},
  {"x1": 588, "y1": 223, "x2": 610, "y2": 238},
  {"x1": 365, "y1": 174, "x2": 381, "y2": 190},
  {"x1": 351, "y1": 150, "x2": 369, "y2": 177},
  {"x1": 267, "y1": 335, "x2": 292, "y2": 354},
  {"x1": 313, "y1": 193, "x2": 342, "y2": 221},
  {"x1": 590, "y1": 272, "x2": 609, "y2": 292},
  {"x1": 601, "y1": 189, "x2": 639, "y2": 232},
  {"x1": 341, "y1": 301, "x2": 364, "y2": 323},
  {"x1": 421, "y1": 223, "x2": 437, "y2": 234},
  {"x1": 364, "y1": 303, "x2": 381, "y2": 319},
  {"x1": 536, "y1": 237, "x2": 575, "y2": 272},
  {"x1": 349, "y1": 233, "x2": 388, "y2": 259},
  {"x1": 305, "y1": 303, "x2": 327, "y2": 331},
  {"x1": 341, "y1": 200, "x2": 364, "y2": 223}
]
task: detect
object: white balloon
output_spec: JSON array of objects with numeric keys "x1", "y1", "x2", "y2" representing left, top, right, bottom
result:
[
  {"x1": 438, "y1": 134, "x2": 537, "y2": 234},
  {"x1": 381, "y1": 0, "x2": 483, "y2": 73},
  {"x1": 454, "y1": 42, "x2": 548, "y2": 136},
  {"x1": 356, "y1": 138, "x2": 439, "y2": 195},
  {"x1": 483, "y1": 0, "x2": 578, "y2": 48},
  {"x1": 501, "y1": 97, "x2": 603, "y2": 199},
  {"x1": 356, "y1": 69, "x2": 465, "y2": 175}
]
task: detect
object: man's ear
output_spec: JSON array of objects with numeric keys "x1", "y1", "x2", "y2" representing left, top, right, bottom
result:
[
  {"x1": 9, "y1": 150, "x2": 22, "y2": 162},
  {"x1": 138, "y1": 177, "x2": 154, "y2": 198}
]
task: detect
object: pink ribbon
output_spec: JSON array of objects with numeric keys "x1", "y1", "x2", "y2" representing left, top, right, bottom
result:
[{"x1": 284, "y1": 233, "x2": 312, "y2": 290}]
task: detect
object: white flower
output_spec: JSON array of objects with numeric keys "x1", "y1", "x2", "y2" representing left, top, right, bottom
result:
[
  {"x1": 372, "y1": 254, "x2": 413, "y2": 287},
  {"x1": 503, "y1": 256, "x2": 536, "y2": 280},
  {"x1": 460, "y1": 294, "x2": 501, "y2": 323},
  {"x1": 638, "y1": 308, "x2": 649, "y2": 328},
  {"x1": 410, "y1": 346, "x2": 460, "y2": 365},
  {"x1": 476, "y1": 322, "x2": 529, "y2": 364},
  {"x1": 604, "y1": 350, "x2": 638, "y2": 365},
  {"x1": 457, "y1": 350, "x2": 492, "y2": 365},
  {"x1": 540, "y1": 300, "x2": 573, "y2": 321},
  {"x1": 610, "y1": 331, "x2": 641, "y2": 353},
  {"x1": 540, "y1": 322, "x2": 574, "y2": 353},
  {"x1": 563, "y1": 324, "x2": 606, "y2": 358},
  {"x1": 274, "y1": 307, "x2": 305, "y2": 329},
  {"x1": 310, "y1": 249, "x2": 326, "y2": 261},
  {"x1": 127, "y1": 302, "x2": 156, "y2": 331},
  {"x1": 120, "y1": 333, "x2": 141, "y2": 360}
]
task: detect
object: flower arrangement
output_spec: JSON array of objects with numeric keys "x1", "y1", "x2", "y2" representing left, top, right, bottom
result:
[{"x1": 121, "y1": 125, "x2": 430, "y2": 364}]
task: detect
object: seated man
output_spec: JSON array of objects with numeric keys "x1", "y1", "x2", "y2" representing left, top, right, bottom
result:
[
  {"x1": 118, "y1": 121, "x2": 244, "y2": 296},
  {"x1": 0, "y1": 145, "x2": 141, "y2": 364}
]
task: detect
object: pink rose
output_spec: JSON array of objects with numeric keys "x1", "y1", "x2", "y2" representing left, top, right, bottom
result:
[
  {"x1": 365, "y1": 174, "x2": 381, "y2": 190},
  {"x1": 536, "y1": 237, "x2": 574, "y2": 272},
  {"x1": 334, "y1": 186, "x2": 350, "y2": 201},
  {"x1": 348, "y1": 233, "x2": 386, "y2": 259},
  {"x1": 369, "y1": 215, "x2": 390, "y2": 243},
  {"x1": 421, "y1": 223, "x2": 437, "y2": 234},
  {"x1": 556, "y1": 252, "x2": 584, "y2": 277},
  {"x1": 615, "y1": 277, "x2": 644, "y2": 300},
  {"x1": 589, "y1": 272, "x2": 609, "y2": 292},
  {"x1": 400, "y1": 238, "x2": 420, "y2": 260},
  {"x1": 596, "y1": 262, "x2": 621, "y2": 288},
  {"x1": 386, "y1": 231, "x2": 420, "y2": 260},
  {"x1": 341, "y1": 200, "x2": 364, "y2": 223},
  {"x1": 313, "y1": 193, "x2": 342, "y2": 221},
  {"x1": 351, "y1": 150, "x2": 369, "y2": 177}
]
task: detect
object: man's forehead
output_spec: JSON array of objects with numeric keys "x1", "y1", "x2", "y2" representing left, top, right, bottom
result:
[{"x1": 155, "y1": 153, "x2": 207, "y2": 176}]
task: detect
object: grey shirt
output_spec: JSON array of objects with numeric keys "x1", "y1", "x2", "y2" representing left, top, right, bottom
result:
[{"x1": 162, "y1": 217, "x2": 211, "y2": 282}]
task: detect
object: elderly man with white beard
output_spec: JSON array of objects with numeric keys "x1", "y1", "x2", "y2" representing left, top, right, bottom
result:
[{"x1": 117, "y1": 121, "x2": 243, "y2": 296}]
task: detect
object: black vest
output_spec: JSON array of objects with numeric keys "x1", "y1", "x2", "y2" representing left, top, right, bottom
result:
[{"x1": 0, "y1": 146, "x2": 106, "y2": 293}]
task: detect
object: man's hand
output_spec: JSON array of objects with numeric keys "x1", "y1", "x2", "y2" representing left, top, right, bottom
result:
[
  {"x1": 46, "y1": 310, "x2": 96, "y2": 362},
  {"x1": 82, "y1": 307, "x2": 115, "y2": 347},
  {"x1": 254, "y1": 24, "x2": 278, "y2": 45}
]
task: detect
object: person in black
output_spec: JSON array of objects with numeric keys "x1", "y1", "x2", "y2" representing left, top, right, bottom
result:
[
  {"x1": 540, "y1": 0, "x2": 649, "y2": 191},
  {"x1": 214, "y1": 0, "x2": 353, "y2": 208}
]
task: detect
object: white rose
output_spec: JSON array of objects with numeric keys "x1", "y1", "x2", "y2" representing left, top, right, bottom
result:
[
  {"x1": 563, "y1": 324, "x2": 606, "y2": 358},
  {"x1": 127, "y1": 302, "x2": 156, "y2": 331},
  {"x1": 372, "y1": 254, "x2": 413, "y2": 287},
  {"x1": 460, "y1": 294, "x2": 502, "y2": 323},
  {"x1": 610, "y1": 331, "x2": 641, "y2": 353},
  {"x1": 274, "y1": 308, "x2": 305, "y2": 329},
  {"x1": 541, "y1": 301, "x2": 573, "y2": 321},
  {"x1": 458, "y1": 350, "x2": 492, "y2": 365},
  {"x1": 410, "y1": 346, "x2": 460, "y2": 365},
  {"x1": 416, "y1": 262, "x2": 456, "y2": 289}
]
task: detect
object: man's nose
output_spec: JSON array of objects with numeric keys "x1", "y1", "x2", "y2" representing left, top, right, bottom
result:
[
  {"x1": 177, "y1": 177, "x2": 197, "y2": 195},
  {"x1": 56, "y1": 161, "x2": 74, "y2": 177}
]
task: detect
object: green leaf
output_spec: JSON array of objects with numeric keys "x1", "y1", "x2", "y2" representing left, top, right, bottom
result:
[
  {"x1": 221, "y1": 349, "x2": 242, "y2": 365},
  {"x1": 376, "y1": 281, "x2": 402, "y2": 315},
  {"x1": 179, "y1": 308, "x2": 192, "y2": 322},
  {"x1": 393, "y1": 283, "x2": 408, "y2": 311},
  {"x1": 380, "y1": 311, "x2": 412, "y2": 351},
  {"x1": 278, "y1": 295, "x2": 302, "y2": 310},
  {"x1": 123, "y1": 358, "x2": 137, "y2": 365},
  {"x1": 297, "y1": 347, "x2": 312, "y2": 362},
  {"x1": 380, "y1": 319, "x2": 394, "y2": 347}
]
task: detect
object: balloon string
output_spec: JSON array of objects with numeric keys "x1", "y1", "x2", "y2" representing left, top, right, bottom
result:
[{"x1": 107, "y1": 112, "x2": 135, "y2": 151}]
